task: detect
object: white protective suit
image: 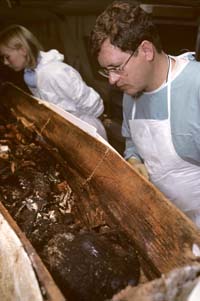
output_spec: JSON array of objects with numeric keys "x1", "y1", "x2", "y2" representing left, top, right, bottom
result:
[{"x1": 24, "y1": 50, "x2": 107, "y2": 140}]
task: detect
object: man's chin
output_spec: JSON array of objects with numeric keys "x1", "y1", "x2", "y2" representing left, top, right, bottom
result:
[
  {"x1": 116, "y1": 85, "x2": 143, "y2": 97},
  {"x1": 123, "y1": 88, "x2": 143, "y2": 98},
  {"x1": 132, "y1": 91, "x2": 143, "y2": 98}
]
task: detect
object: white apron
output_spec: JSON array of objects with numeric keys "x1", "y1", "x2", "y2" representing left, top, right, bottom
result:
[{"x1": 129, "y1": 57, "x2": 200, "y2": 227}]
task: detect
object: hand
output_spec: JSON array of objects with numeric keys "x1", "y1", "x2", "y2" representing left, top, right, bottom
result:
[{"x1": 127, "y1": 157, "x2": 149, "y2": 180}]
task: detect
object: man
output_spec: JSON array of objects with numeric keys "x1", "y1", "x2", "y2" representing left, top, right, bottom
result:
[{"x1": 90, "y1": 0, "x2": 200, "y2": 227}]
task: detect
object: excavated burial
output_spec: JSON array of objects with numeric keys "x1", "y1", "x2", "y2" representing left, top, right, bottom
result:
[
  {"x1": 0, "y1": 98, "x2": 140, "y2": 301},
  {"x1": 1, "y1": 83, "x2": 200, "y2": 301}
]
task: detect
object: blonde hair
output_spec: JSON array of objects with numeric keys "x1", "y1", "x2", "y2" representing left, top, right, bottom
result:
[{"x1": 0, "y1": 24, "x2": 43, "y2": 68}]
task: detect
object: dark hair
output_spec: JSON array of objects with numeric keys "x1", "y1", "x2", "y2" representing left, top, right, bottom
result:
[{"x1": 90, "y1": 0, "x2": 162, "y2": 57}]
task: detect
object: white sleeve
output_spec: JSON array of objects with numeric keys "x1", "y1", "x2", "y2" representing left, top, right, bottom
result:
[{"x1": 43, "y1": 64, "x2": 104, "y2": 117}]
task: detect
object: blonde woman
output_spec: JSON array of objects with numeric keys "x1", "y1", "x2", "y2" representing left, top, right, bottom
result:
[{"x1": 0, "y1": 24, "x2": 107, "y2": 140}]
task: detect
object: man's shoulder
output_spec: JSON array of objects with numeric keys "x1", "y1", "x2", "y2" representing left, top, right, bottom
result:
[
  {"x1": 187, "y1": 59, "x2": 200, "y2": 71},
  {"x1": 177, "y1": 59, "x2": 200, "y2": 84}
]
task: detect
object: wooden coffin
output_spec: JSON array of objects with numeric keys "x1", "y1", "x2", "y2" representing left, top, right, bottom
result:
[{"x1": 0, "y1": 82, "x2": 200, "y2": 300}]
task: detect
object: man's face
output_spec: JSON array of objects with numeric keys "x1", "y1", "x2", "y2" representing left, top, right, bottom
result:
[{"x1": 98, "y1": 38, "x2": 150, "y2": 96}]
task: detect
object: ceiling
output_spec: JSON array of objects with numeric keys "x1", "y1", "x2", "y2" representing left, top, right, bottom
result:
[{"x1": 1, "y1": 0, "x2": 200, "y2": 9}]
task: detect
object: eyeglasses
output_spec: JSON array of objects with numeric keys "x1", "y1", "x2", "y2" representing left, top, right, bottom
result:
[{"x1": 98, "y1": 51, "x2": 135, "y2": 78}]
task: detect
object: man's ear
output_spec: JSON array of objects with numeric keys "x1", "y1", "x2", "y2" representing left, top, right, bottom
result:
[{"x1": 139, "y1": 40, "x2": 154, "y2": 61}]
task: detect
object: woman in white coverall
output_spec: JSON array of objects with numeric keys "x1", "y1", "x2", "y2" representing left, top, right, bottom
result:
[
  {"x1": 90, "y1": 1, "x2": 200, "y2": 227},
  {"x1": 0, "y1": 24, "x2": 107, "y2": 140}
]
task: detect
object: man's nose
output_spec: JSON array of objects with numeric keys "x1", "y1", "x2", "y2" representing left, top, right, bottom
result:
[{"x1": 108, "y1": 72, "x2": 120, "y2": 85}]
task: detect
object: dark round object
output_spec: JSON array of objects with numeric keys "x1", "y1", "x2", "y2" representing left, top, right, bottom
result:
[{"x1": 42, "y1": 231, "x2": 140, "y2": 301}]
